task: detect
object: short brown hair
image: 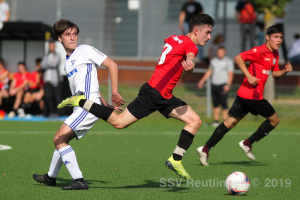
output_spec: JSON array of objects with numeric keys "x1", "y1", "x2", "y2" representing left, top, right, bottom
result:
[
  {"x1": 52, "y1": 19, "x2": 80, "y2": 37},
  {"x1": 189, "y1": 14, "x2": 214, "y2": 33}
]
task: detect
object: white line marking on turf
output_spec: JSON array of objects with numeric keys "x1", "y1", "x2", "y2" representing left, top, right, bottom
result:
[
  {"x1": 0, "y1": 145, "x2": 12, "y2": 150},
  {"x1": 0, "y1": 131, "x2": 299, "y2": 135}
]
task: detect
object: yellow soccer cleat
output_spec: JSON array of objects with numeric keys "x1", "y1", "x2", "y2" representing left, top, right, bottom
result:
[
  {"x1": 165, "y1": 156, "x2": 191, "y2": 179},
  {"x1": 57, "y1": 91, "x2": 86, "y2": 109}
]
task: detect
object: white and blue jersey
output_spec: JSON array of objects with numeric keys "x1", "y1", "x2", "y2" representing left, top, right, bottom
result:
[{"x1": 64, "y1": 44, "x2": 107, "y2": 139}]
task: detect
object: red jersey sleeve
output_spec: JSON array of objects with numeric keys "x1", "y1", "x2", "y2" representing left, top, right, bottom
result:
[
  {"x1": 240, "y1": 47, "x2": 260, "y2": 62},
  {"x1": 185, "y1": 43, "x2": 198, "y2": 57}
]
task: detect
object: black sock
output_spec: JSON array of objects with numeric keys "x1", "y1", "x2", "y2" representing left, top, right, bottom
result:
[
  {"x1": 206, "y1": 122, "x2": 230, "y2": 149},
  {"x1": 79, "y1": 99, "x2": 86, "y2": 107},
  {"x1": 248, "y1": 120, "x2": 275, "y2": 144},
  {"x1": 79, "y1": 99, "x2": 114, "y2": 121},
  {"x1": 173, "y1": 129, "x2": 194, "y2": 161}
]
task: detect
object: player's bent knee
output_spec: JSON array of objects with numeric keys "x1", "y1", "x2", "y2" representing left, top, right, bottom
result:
[
  {"x1": 195, "y1": 117, "x2": 202, "y2": 130},
  {"x1": 53, "y1": 135, "x2": 69, "y2": 147},
  {"x1": 188, "y1": 115, "x2": 202, "y2": 131},
  {"x1": 53, "y1": 137, "x2": 62, "y2": 147},
  {"x1": 271, "y1": 118, "x2": 280, "y2": 127},
  {"x1": 110, "y1": 120, "x2": 127, "y2": 129}
]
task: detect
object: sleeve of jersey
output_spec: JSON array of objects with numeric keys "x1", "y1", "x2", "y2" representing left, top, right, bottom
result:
[
  {"x1": 240, "y1": 48, "x2": 260, "y2": 62},
  {"x1": 86, "y1": 45, "x2": 108, "y2": 67},
  {"x1": 185, "y1": 44, "x2": 198, "y2": 57}
]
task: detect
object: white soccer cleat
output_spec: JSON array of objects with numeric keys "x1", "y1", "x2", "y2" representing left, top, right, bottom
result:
[
  {"x1": 239, "y1": 140, "x2": 255, "y2": 160},
  {"x1": 17, "y1": 108, "x2": 25, "y2": 118},
  {"x1": 8, "y1": 111, "x2": 16, "y2": 118},
  {"x1": 196, "y1": 146, "x2": 209, "y2": 166}
]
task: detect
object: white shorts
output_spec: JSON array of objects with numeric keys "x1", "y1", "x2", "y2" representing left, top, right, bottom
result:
[{"x1": 64, "y1": 94, "x2": 100, "y2": 139}]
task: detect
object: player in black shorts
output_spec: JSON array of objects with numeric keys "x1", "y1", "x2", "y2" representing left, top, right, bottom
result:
[
  {"x1": 196, "y1": 25, "x2": 293, "y2": 166},
  {"x1": 127, "y1": 83, "x2": 187, "y2": 119},
  {"x1": 57, "y1": 14, "x2": 215, "y2": 179}
]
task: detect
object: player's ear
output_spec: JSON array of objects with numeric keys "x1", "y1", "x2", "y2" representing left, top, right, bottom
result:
[
  {"x1": 265, "y1": 34, "x2": 269, "y2": 42},
  {"x1": 58, "y1": 36, "x2": 62, "y2": 43},
  {"x1": 193, "y1": 27, "x2": 199, "y2": 36}
]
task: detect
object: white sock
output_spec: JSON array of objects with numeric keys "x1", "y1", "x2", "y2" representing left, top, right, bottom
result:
[
  {"x1": 58, "y1": 145, "x2": 83, "y2": 180},
  {"x1": 47, "y1": 149, "x2": 63, "y2": 178}
]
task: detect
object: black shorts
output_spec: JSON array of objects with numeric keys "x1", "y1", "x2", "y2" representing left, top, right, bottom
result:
[
  {"x1": 127, "y1": 83, "x2": 187, "y2": 119},
  {"x1": 27, "y1": 88, "x2": 40, "y2": 93},
  {"x1": 228, "y1": 96, "x2": 275, "y2": 119},
  {"x1": 212, "y1": 84, "x2": 228, "y2": 109}
]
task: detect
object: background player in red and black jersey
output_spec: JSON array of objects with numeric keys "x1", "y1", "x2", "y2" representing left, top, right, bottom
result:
[
  {"x1": 58, "y1": 14, "x2": 214, "y2": 179},
  {"x1": 196, "y1": 25, "x2": 293, "y2": 166}
]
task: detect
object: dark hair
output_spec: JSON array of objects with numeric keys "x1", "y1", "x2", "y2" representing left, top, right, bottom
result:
[
  {"x1": 0, "y1": 57, "x2": 5, "y2": 66},
  {"x1": 213, "y1": 34, "x2": 224, "y2": 44},
  {"x1": 189, "y1": 14, "x2": 214, "y2": 32},
  {"x1": 52, "y1": 19, "x2": 80, "y2": 37},
  {"x1": 217, "y1": 45, "x2": 226, "y2": 50},
  {"x1": 294, "y1": 34, "x2": 300, "y2": 39},
  {"x1": 266, "y1": 25, "x2": 283, "y2": 36},
  {"x1": 17, "y1": 61, "x2": 26, "y2": 67},
  {"x1": 35, "y1": 58, "x2": 42, "y2": 64}
]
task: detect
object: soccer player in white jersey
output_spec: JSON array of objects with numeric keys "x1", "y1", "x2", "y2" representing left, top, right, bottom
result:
[{"x1": 33, "y1": 19, "x2": 125, "y2": 190}]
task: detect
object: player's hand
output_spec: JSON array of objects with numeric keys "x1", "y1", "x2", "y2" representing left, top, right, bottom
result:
[
  {"x1": 106, "y1": 104, "x2": 123, "y2": 111},
  {"x1": 247, "y1": 75, "x2": 260, "y2": 87},
  {"x1": 197, "y1": 81, "x2": 204, "y2": 89},
  {"x1": 284, "y1": 62, "x2": 293, "y2": 72},
  {"x1": 223, "y1": 84, "x2": 230, "y2": 93},
  {"x1": 179, "y1": 25, "x2": 184, "y2": 32},
  {"x1": 182, "y1": 59, "x2": 195, "y2": 72},
  {"x1": 111, "y1": 92, "x2": 125, "y2": 106}
]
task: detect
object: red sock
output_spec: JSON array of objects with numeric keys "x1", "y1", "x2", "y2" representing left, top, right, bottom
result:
[
  {"x1": 203, "y1": 144, "x2": 210, "y2": 153},
  {"x1": 243, "y1": 139, "x2": 252, "y2": 147}
]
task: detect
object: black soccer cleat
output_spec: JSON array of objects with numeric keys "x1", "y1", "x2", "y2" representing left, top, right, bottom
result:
[
  {"x1": 33, "y1": 173, "x2": 56, "y2": 186},
  {"x1": 62, "y1": 178, "x2": 89, "y2": 190}
]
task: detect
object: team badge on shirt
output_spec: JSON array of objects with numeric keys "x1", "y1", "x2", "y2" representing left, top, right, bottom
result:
[{"x1": 71, "y1": 60, "x2": 76, "y2": 66}]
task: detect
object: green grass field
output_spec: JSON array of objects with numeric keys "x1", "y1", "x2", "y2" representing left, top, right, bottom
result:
[{"x1": 0, "y1": 84, "x2": 299, "y2": 199}]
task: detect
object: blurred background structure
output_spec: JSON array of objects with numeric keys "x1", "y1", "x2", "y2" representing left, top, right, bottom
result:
[
  {"x1": 1, "y1": 0, "x2": 299, "y2": 70},
  {"x1": 0, "y1": 0, "x2": 300, "y2": 119}
]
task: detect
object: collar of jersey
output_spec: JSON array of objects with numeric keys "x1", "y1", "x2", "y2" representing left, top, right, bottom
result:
[{"x1": 66, "y1": 45, "x2": 80, "y2": 60}]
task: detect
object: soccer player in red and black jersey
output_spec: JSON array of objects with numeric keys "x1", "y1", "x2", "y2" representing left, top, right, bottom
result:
[
  {"x1": 57, "y1": 14, "x2": 214, "y2": 179},
  {"x1": 196, "y1": 25, "x2": 293, "y2": 166}
]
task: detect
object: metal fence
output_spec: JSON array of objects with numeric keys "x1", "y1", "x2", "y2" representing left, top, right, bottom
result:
[
  {"x1": 102, "y1": 65, "x2": 300, "y2": 118},
  {"x1": 4, "y1": 0, "x2": 300, "y2": 70}
]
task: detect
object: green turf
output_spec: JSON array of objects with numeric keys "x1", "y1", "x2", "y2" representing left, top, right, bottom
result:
[
  {"x1": 0, "y1": 115, "x2": 299, "y2": 200},
  {"x1": 0, "y1": 84, "x2": 299, "y2": 199}
]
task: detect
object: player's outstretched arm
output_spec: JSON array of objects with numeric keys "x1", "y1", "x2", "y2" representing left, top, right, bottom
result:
[
  {"x1": 99, "y1": 92, "x2": 123, "y2": 111},
  {"x1": 272, "y1": 62, "x2": 293, "y2": 79},
  {"x1": 101, "y1": 57, "x2": 125, "y2": 106}
]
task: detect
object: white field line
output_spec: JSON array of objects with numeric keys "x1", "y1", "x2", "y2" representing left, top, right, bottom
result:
[{"x1": 0, "y1": 131, "x2": 299, "y2": 135}]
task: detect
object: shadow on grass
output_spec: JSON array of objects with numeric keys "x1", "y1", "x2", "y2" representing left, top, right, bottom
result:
[
  {"x1": 34, "y1": 178, "x2": 190, "y2": 193},
  {"x1": 54, "y1": 178, "x2": 108, "y2": 187},
  {"x1": 224, "y1": 193, "x2": 249, "y2": 197},
  {"x1": 210, "y1": 160, "x2": 267, "y2": 166},
  {"x1": 90, "y1": 179, "x2": 190, "y2": 193}
]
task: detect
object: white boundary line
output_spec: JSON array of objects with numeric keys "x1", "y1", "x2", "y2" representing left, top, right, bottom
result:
[{"x1": 0, "y1": 131, "x2": 299, "y2": 135}]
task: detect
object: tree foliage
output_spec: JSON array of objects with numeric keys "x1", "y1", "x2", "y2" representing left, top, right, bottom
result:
[{"x1": 251, "y1": 0, "x2": 292, "y2": 16}]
